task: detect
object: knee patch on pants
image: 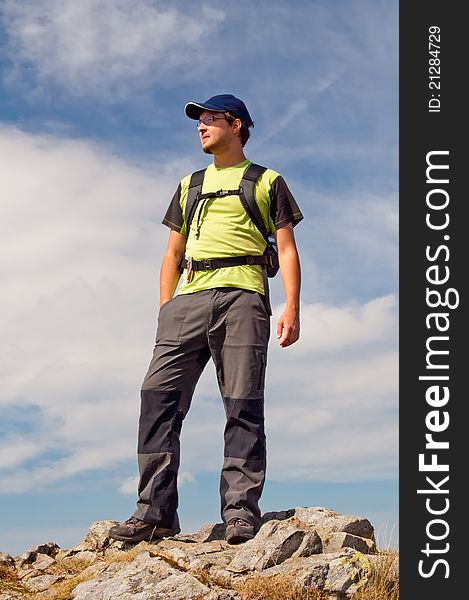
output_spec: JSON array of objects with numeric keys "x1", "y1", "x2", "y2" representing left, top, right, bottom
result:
[
  {"x1": 223, "y1": 397, "x2": 266, "y2": 460},
  {"x1": 138, "y1": 389, "x2": 183, "y2": 454}
]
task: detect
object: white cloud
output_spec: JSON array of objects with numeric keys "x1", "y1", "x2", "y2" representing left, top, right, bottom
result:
[
  {"x1": 0, "y1": 126, "x2": 397, "y2": 496},
  {"x1": 285, "y1": 294, "x2": 397, "y2": 355},
  {"x1": 279, "y1": 184, "x2": 398, "y2": 305},
  {"x1": 261, "y1": 296, "x2": 398, "y2": 481},
  {"x1": 119, "y1": 475, "x2": 138, "y2": 495},
  {"x1": 0, "y1": 125, "x2": 178, "y2": 490},
  {"x1": 0, "y1": 435, "x2": 45, "y2": 470},
  {"x1": 1, "y1": 0, "x2": 225, "y2": 96}
]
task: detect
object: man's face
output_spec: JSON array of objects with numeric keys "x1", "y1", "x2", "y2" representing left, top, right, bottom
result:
[{"x1": 197, "y1": 110, "x2": 237, "y2": 155}]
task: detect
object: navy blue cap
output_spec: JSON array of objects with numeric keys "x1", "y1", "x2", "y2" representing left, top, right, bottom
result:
[{"x1": 185, "y1": 94, "x2": 254, "y2": 127}]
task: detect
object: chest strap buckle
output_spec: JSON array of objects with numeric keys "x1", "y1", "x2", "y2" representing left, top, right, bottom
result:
[{"x1": 201, "y1": 258, "x2": 215, "y2": 270}]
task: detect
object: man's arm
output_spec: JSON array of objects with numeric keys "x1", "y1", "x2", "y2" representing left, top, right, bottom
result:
[
  {"x1": 160, "y1": 230, "x2": 187, "y2": 306},
  {"x1": 274, "y1": 222, "x2": 301, "y2": 348}
]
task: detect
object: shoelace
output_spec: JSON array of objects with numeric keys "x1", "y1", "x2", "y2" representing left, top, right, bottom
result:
[
  {"x1": 124, "y1": 516, "x2": 144, "y2": 526},
  {"x1": 228, "y1": 518, "x2": 251, "y2": 527}
]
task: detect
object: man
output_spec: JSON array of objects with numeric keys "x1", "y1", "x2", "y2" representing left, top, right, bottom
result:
[{"x1": 109, "y1": 94, "x2": 303, "y2": 545}]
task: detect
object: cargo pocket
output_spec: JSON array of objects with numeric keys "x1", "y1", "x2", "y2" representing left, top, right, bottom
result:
[
  {"x1": 255, "y1": 292, "x2": 271, "y2": 319},
  {"x1": 155, "y1": 296, "x2": 187, "y2": 344}
]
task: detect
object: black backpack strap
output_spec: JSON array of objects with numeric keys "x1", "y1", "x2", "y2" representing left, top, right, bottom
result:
[
  {"x1": 239, "y1": 163, "x2": 269, "y2": 240},
  {"x1": 184, "y1": 168, "x2": 206, "y2": 237},
  {"x1": 239, "y1": 164, "x2": 275, "y2": 314}
]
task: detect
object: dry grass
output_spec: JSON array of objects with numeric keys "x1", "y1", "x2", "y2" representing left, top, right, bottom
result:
[
  {"x1": 30, "y1": 548, "x2": 153, "y2": 600},
  {"x1": 191, "y1": 566, "x2": 233, "y2": 590},
  {"x1": 47, "y1": 556, "x2": 95, "y2": 576},
  {"x1": 149, "y1": 551, "x2": 187, "y2": 572},
  {"x1": 0, "y1": 564, "x2": 33, "y2": 597},
  {"x1": 38, "y1": 570, "x2": 97, "y2": 600},
  {"x1": 351, "y1": 551, "x2": 399, "y2": 600},
  {"x1": 102, "y1": 544, "x2": 149, "y2": 565},
  {"x1": 0, "y1": 553, "x2": 116, "y2": 600},
  {"x1": 2, "y1": 542, "x2": 399, "y2": 600},
  {"x1": 41, "y1": 548, "x2": 149, "y2": 599},
  {"x1": 232, "y1": 549, "x2": 399, "y2": 600},
  {"x1": 235, "y1": 573, "x2": 329, "y2": 600},
  {"x1": 0, "y1": 561, "x2": 96, "y2": 600}
]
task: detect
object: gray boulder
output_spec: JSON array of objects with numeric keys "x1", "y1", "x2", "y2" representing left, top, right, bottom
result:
[{"x1": 0, "y1": 506, "x2": 390, "y2": 599}]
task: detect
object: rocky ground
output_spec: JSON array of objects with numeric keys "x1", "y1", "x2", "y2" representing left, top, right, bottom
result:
[{"x1": 0, "y1": 506, "x2": 397, "y2": 599}]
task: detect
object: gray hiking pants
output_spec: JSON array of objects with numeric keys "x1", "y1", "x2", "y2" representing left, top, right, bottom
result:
[{"x1": 133, "y1": 287, "x2": 270, "y2": 531}]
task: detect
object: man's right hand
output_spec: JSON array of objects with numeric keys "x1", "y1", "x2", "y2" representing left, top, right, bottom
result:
[{"x1": 160, "y1": 230, "x2": 186, "y2": 306}]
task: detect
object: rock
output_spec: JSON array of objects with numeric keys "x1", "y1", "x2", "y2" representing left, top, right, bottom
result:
[
  {"x1": 258, "y1": 549, "x2": 375, "y2": 598},
  {"x1": 157, "y1": 539, "x2": 236, "y2": 573},
  {"x1": 23, "y1": 573, "x2": 64, "y2": 592},
  {"x1": 66, "y1": 549, "x2": 102, "y2": 564},
  {"x1": 30, "y1": 553, "x2": 56, "y2": 571},
  {"x1": 260, "y1": 508, "x2": 296, "y2": 523},
  {"x1": 192, "y1": 522, "x2": 227, "y2": 543},
  {"x1": 14, "y1": 542, "x2": 60, "y2": 568},
  {"x1": 322, "y1": 532, "x2": 377, "y2": 555},
  {"x1": 291, "y1": 529, "x2": 323, "y2": 557},
  {"x1": 71, "y1": 520, "x2": 120, "y2": 552},
  {"x1": 227, "y1": 519, "x2": 305, "y2": 572},
  {"x1": 260, "y1": 507, "x2": 377, "y2": 555},
  {"x1": 323, "y1": 549, "x2": 373, "y2": 598},
  {"x1": 2, "y1": 507, "x2": 389, "y2": 599},
  {"x1": 14, "y1": 554, "x2": 56, "y2": 582},
  {"x1": 70, "y1": 550, "x2": 233, "y2": 600},
  {"x1": 0, "y1": 552, "x2": 15, "y2": 568},
  {"x1": 293, "y1": 507, "x2": 375, "y2": 541},
  {"x1": 259, "y1": 554, "x2": 334, "y2": 589}
]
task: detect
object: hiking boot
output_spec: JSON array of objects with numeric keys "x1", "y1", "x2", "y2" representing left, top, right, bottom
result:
[
  {"x1": 108, "y1": 516, "x2": 180, "y2": 543},
  {"x1": 225, "y1": 518, "x2": 256, "y2": 545}
]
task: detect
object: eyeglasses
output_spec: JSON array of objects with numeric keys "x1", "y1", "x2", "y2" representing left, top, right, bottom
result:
[{"x1": 196, "y1": 114, "x2": 229, "y2": 128}]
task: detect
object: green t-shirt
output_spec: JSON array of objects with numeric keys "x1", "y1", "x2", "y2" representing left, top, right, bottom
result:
[{"x1": 162, "y1": 159, "x2": 303, "y2": 296}]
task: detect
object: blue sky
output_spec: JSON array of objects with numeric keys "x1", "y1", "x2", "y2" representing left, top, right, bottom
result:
[{"x1": 0, "y1": 0, "x2": 398, "y2": 555}]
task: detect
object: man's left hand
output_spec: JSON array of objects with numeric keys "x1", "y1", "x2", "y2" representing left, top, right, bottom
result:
[{"x1": 276, "y1": 307, "x2": 300, "y2": 348}]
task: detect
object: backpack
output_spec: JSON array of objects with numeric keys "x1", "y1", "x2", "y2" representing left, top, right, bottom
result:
[{"x1": 181, "y1": 163, "x2": 279, "y2": 278}]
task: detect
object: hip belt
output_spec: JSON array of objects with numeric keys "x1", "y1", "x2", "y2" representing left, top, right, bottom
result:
[
  {"x1": 177, "y1": 254, "x2": 274, "y2": 317},
  {"x1": 178, "y1": 255, "x2": 273, "y2": 272}
]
